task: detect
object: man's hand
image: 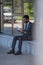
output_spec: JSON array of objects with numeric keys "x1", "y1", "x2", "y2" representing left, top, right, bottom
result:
[
  {"x1": 18, "y1": 29, "x2": 23, "y2": 33},
  {"x1": 18, "y1": 29, "x2": 26, "y2": 33}
]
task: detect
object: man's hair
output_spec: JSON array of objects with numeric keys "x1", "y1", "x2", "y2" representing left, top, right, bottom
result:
[{"x1": 23, "y1": 15, "x2": 29, "y2": 19}]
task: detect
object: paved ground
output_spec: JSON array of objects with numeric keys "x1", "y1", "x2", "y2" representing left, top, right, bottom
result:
[{"x1": 0, "y1": 47, "x2": 35, "y2": 65}]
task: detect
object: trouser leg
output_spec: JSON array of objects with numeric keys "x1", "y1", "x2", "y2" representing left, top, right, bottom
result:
[
  {"x1": 18, "y1": 37, "x2": 22, "y2": 51},
  {"x1": 12, "y1": 36, "x2": 19, "y2": 50},
  {"x1": 12, "y1": 35, "x2": 27, "y2": 52},
  {"x1": 18, "y1": 35, "x2": 28, "y2": 52}
]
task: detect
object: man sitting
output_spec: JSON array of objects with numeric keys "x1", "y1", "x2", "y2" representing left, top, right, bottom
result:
[{"x1": 7, "y1": 15, "x2": 32, "y2": 55}]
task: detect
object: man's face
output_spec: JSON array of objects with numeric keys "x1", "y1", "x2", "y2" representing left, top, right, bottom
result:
[
  {"x1": 23, "y1": 18, "x2": 26, "y2": 23},
  {"x1": 23, "y1": 18, "x2": 29, "y2": 23}
]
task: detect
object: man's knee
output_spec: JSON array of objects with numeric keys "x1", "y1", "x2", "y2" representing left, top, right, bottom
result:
[
  {"x1": 19, "y1": 37, "x2": 22, "y2": 40},
  {"x1": 14, "y1": 36, "x2": 18, "y2": 39}
]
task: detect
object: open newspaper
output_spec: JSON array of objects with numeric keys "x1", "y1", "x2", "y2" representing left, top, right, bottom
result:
[{"x1": 16, "y1": 26, "x2": 22, "y2": 31}]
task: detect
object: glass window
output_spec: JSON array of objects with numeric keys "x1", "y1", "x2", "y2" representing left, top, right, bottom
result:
[
  {"x1": 3, "y1": 0, "x2": 12, "y2": 2},
  {"x1": 2, "y1": 0, "x2": 23, "y2": 35},
  {"x1": 2, "y1": 0, "x2": 34, "y2": 35},
  {"x1": 24, "y1": 2, "x2": 34, "y2": 20},
  {"x1": 13, "y1": 0, "x2": 23, "y2": 14},
  {"x1": 2, "y1": 1, "x2": 12, "y2": 34}
]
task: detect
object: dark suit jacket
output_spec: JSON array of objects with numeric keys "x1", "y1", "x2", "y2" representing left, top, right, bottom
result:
[{"x1": 23, "y1": 22, "x2": 33, "y2": 41}]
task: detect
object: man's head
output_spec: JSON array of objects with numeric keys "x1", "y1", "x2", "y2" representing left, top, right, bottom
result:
[{"x1": 23, "y1": 15, "x2": 29, "y2": 23}]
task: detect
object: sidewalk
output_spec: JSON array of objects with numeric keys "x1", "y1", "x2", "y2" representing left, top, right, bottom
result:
[{"x1": 0, "y1": 47, "x2": 34, "y2": 65}]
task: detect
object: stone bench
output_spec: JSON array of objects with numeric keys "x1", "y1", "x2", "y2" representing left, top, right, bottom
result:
[{"x1": 0, "y1": 34, "x2": 35, "y2": 55}]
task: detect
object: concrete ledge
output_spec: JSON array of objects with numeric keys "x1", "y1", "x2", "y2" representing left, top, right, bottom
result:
[
  {"x1": 0, "y1": 34, "x2": 35, "y2": 55},
  {"x1": 0, "y1": 34, "x2": 13, "y2": 48}
]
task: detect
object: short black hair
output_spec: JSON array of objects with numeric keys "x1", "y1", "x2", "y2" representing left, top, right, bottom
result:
[{"x1": 23, "y1": 15, "x2": 29, "y2": 19}]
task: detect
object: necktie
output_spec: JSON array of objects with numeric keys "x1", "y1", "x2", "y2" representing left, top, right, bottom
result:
[{"x1": 25, "y1": 24, "x2": 27, "y2": 30}]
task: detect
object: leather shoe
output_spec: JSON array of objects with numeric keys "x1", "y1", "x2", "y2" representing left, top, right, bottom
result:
[
  {"x1": 7, "y1": 50, "x2": 15, "y2": 54},
  {"x1": 14, "y1": 51, "x2": 22, "y2": 55}
]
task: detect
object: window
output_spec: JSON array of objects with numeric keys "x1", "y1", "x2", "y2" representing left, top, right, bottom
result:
[{"x1": 1, "y1": 0, "x2": 23, "y2": 35}]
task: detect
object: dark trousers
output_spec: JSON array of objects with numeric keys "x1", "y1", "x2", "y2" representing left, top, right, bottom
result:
[{"x1": 12, "y1": 35, "x2": 28, "y2": 52}]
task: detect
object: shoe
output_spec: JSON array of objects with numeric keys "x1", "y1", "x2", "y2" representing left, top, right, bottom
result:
[
  {"x1": 7, "y1": 50, "x2": 15, "y2": 54},
  {"x1": 14, "y1": 51, "x2": 22, "y2": 55}
]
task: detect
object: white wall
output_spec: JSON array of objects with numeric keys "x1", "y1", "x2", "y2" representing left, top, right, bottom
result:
[{"x1": 34, "y1": 0, "x2": 43, "y2": 65}]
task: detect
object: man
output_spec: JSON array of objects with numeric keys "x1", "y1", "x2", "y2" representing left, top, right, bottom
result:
[{"x1": 7, "y1": 15, "x2": 32, "y2": 55}]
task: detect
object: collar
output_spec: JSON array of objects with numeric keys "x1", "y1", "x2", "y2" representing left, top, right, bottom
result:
[{"x1": 26, "y1": 22, "x2": 29, "y2": 25}]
